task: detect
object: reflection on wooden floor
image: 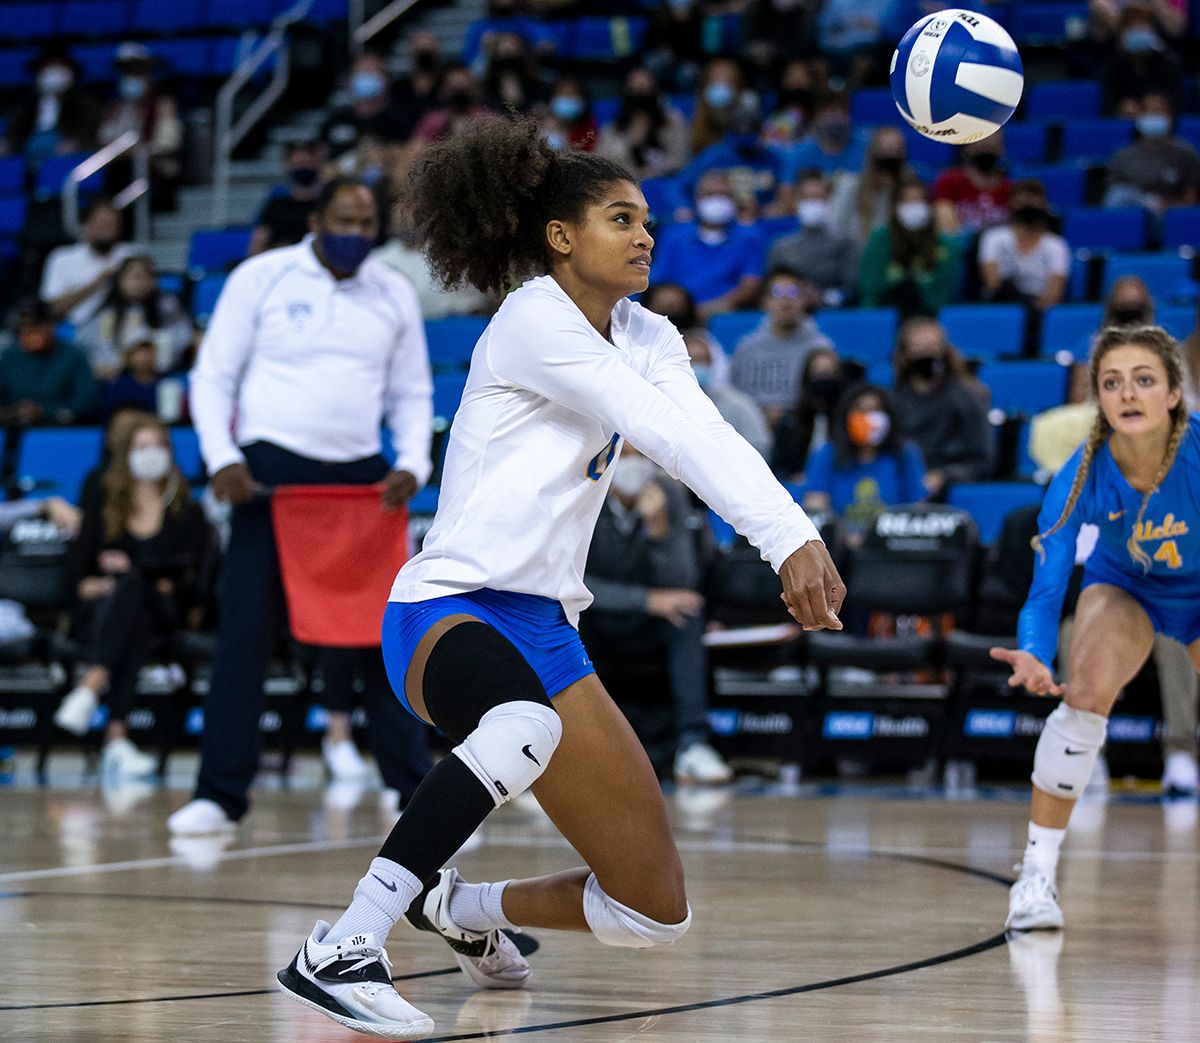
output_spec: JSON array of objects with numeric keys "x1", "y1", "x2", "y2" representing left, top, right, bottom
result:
[{"x1": 1, "y1": 774, "x2": 1197, "y2": 1042}]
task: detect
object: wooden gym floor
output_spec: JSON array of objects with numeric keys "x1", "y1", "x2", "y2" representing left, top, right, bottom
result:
[{"x1": 1, "y1": 767, "x2": 1197, "y2": 1042}]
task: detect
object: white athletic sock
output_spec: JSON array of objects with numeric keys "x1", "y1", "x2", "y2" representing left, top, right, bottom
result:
[
  {"x1": 448, "y1": 879, "x2": 516, "y2": 933},
  {"x1": 1022, "y1": 822, "x2": 1065, "y2": 879},
  {"x1": 327, "y1": 857, "x2": 422, "y2": 942}
]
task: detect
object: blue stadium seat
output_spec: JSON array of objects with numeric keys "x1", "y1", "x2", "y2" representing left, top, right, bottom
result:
[
  {"x1": 1156, "y1": 305, "x2": 1196, "y2": 341},
  {"x1": 61, "y1": 1, "x2": 131, "y2": 37},
  {"x1": 17, "y1": 428, "x2": 104, "y2": 504},
  {"x1": 1162, "y1": 207, "x2": 1200, "y2": 250},
  {"x1": 211, "y1": 35, "x2": 262, "y2": 77},
  {"x1": 557, "y1": 16, "x2": 648, "y2": 60},
  {"x1": 1003, "y1": 123, "x2": 1048, "y2": 164},
  {"x1": 132, "y1": 0, "x2": 202, "y2": 32},
  {"x1": 1008, "y1": 163, "x2": 1085, "y2": 210},
  {"x1": 850, "y1": 88, "x2": 898, "y2": 126},
  {"x1": 1011, "y1": 3, "x2": 1089, "y2": 45},
  {"x1": 170, "y1": 427, "x2": 204, "y2": 483},
  {"x1": 1040, "y1": 302, "x2": 1102, "y2": 360},
  {"x1": 191, "y1": 272, "x2": 228, "y2": 325},
  {"x1": 1176, "y1": 115, "x2": 1200, "y2": 154},
  {"x1": 948, "y1": 482, "x2": 1047, "y2": 544},
  {"x1": 640, "y1": 175, "x2": 685, "y2": 219},
  {"x1": 0, "y1": 157, "x2": 26, "y2": 194},
  {"x1": 1062, "y1": 206, "x2": 1146, "y2": 251},
  {"x1": 153, "y1": 39, "x2": 214, "y2": 78},
  {"x1": 0, "y1": 49, "x2": 38, "y2": 89},
  {"x1": 592, "y1": 97, "x2": 620, "y2": 126},
  {"x1": 938, "y1": 304, "x2": 1026, "y2": 360},
  {"x1": 205, "y1": 0, "x2": 274, "y2": 27},
  {"x1": 433, "y1": 371, "x2": 468, "y2": 425},
  {"x1": 1024, "y1": 81, "x2": 1100, "y2": 122},
  {"x1": 902, "y1": 127, "x2": 955, "y2": 170},
  {"x1": 1059, "y1": 118, "x2": 1133, "y2": 164},
  {"x1": 424, "y1": 316, "x2": 488, "y2": 370},
  {"x1": 35, "y1": 152, "x2": 102, "y2": 201},
  {"x1": 814, "y1": 308, "x2": 898, "y2": 366},
  {"x1": 978, "y1": 360, "x2": 1070, "y2": 416},
  {"x1": 187, "y1": 229, "x2": 252, "y2": 275},
  {"x1": 0, "y1": 197, "x2": 27, "y2": 236},
  {"x1": 5, "y1": 3, "x2": 60, "y2": 38},
  {"x1": 708, "y1": 311, "x2": 761, "y2": 348},
  {"x1": 71, "y1": 42, "x2": 120, "y2": 82},
  {"x1": 1102, "y1": 252, "x2": 1194, "y2": 303},
  {"x1": 1014, "y1": 421, "x2": 1038, "y2": 478},
  {"x1": 668, "y1": 93, "x2": 695, "y2": 122}
]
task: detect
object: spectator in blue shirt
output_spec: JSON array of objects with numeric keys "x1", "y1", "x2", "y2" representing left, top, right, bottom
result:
[
  {"x1": 803, "y1": 382, "x2": 927, "y2": 537},
  {"x1": 650, "y1": 171, "x2": 767, "y2": 318},
  {"x1": 462, "y1": 0, "x2": 557, "y2": 71},
  {"x1": 817, "y1": 0, "x2": 903, "y2": 88},
  {"x1": 782, "y1": 92, "x2": 869, "y2": 180}
]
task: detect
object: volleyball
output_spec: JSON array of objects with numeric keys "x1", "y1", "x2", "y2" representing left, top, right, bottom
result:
[{"x1": 890, "y1": 9, "x2": 1024, "y2": 144}]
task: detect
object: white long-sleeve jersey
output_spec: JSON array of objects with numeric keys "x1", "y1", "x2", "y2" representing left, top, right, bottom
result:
[{"x1": 390, "y1": 275, "x2": 821, "y2": 626}]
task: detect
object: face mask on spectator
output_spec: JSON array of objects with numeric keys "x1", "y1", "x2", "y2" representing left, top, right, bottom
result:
[
  {"x1": 809, "y1": 376, "x2": 840, "y2": 404},
  {"x1": 704, "y1": 82, "x2": 736, "y2": 110},
  {"x1": 968, "y1": 152, "x2": 1000, "y2": 173},
  {"x1": 446, "y1": 89, "x2": 474, "y2": 113},
  {"x1": 1122, "y1": 28, "x2": 1160, "y2": 53},
  {"x1": 37, "y1": 65, "x2": 73, "y2": 95},
  {"x1": 847, "y1": 409, "x2": 890, "y2": 448},
  {"x1": 289, "y1": 166, "x2": 320, "y2": 188},
  {"x1": 696, "y1": 194, "x2": 737, "y2": 226},
  {"x1": 551, "y1": 96, "x2": 585, "y2": 123},
  {"x1": 319, "y1": 232, "x2": 374, "y2": 274},
  {"x1": 796, "y1": 199, "x2": 830, "y2": 228},
  {"x1": 1136, "y1": 113, "x2": 1170, "y2": 138},
  {"x1": 816, "y1": 118, "x2": 850, "y2": 147},
  {"x1": 907, "y1": 355, "x2": 944, "y2": 380},
  {"x1": 1012, "y1": 205, "x2": 1049, "y2": 227},
  {"x1": 873, "y1": 155, "x2": 903, "y2": 176},
  {"x1": 119, "y1": 76, "x2": 147, "y2": 101},
  {"x1": 128, "y1": 445, "x2": 172, "y2": 482},
  {"x1": 1111, "y1": 305, "x2": 1150, "y2": 326},
  {"x1": 414, "y1": 51, "x2": 438, "y2": 73},
  {"x1": 351, "y1": 71, "x2": 385, "y2": 101},
  {"x1": 611, "y1": 456, "x2": 654, "y2": 498},
  {"x1": 662, "y1": 309, "x2": 695, "y2": 330},
  {"x1": 896, "y1": 201, "x2": 931, "y2": 231}
]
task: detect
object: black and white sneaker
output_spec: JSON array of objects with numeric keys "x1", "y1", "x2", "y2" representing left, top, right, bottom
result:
[
  {"x1": 404, "y1": 868, "x2": 532, "y2": 989},
  {"x1": 277, "y1": 920, "x2": 434, "y2": 1039}
]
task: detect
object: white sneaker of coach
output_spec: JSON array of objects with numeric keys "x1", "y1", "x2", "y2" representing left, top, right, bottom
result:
[
  {"x1": 1162, "y1": 751, "x2": 1199, "y2": 797},
  {"x1": 100, "y1": 737, "x2": 157, "y2": 780},
  {"x1": 53, "y1": 685, "x2": 99, "y2": 736},
  {"x1": 1006, "y1": 869, "x2": 1065, "y2": 931},
  {"x1": 674, "y1": 742, "x2": 733, "y2": 784},
  {"x1": 323, "y1": 737, "x2": 373, "y2": 782},
  {"x1": 167, "y1": 798, "x2": 237, "y2": 835}
]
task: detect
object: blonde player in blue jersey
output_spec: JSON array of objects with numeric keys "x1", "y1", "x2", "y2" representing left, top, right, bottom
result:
[
  {"x1": 276, "y1": 117, "x2": 846, "y2": 1038},
  {"x1": 990, "y1": 324, "x2": 1200, "y2": 931}
]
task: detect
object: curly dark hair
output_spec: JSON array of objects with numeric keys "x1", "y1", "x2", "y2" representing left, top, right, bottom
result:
[{"x1": 406, "y1": 116, "x2": 635, "y2": 296}]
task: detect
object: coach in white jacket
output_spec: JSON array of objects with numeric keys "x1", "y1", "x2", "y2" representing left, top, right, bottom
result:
[{"x1": 170, "y1": 179, "x2": 434, "y2": 834}]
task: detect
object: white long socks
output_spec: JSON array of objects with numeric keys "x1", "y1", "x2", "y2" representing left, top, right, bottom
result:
[
  {"x1": 448, "y1": 878, "x2": 516, "y2": 933},
  {"x1": 1021, "y1": 822, "x2": 1066, "y2": 879},
  {"x1": 327, "y1": 857, "x2": 423, "y2": 942}
]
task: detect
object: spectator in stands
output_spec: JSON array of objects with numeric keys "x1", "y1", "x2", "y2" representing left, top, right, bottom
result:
[
  {"x1": 248, "y1": 141, "x2": 328, "y2": 256},
  {"x1": 99, "y1": 336, "x2": 163, "y2": 422},
  {"x1": 830, "y1": 125, "x2": 915, "y2": 248},
  {"x1": 322, "y1": 52, "x2": 409, "y2": 161},
  {"x1": 98, "y1": 43, "x2": 184, "y2": 211},
  {"x1": 1104, "y1": 92, "x2": 1200, "y2": 211},
  {"x1": 730, "y1": 269, "x2": 834, "y2": 425},
  {"x1": 690, "y1": 58, "x2": 748, "y2": 155},
  {"x1": 462, "y1": 0, "x2": 557, "y2": 71},
  {"x1": 40, "y1": 200, "x2": 134, "y2": 326},
  {"x1": 978, "y1": 179, "x2": 1069, "y2": 315},
  {"x1": 759, "y1": 58, "x2": 818, "y2": 149},
  {"x1": 742, "y1": 0, "x2": 820, "y2": 78},
  {"x1": 678, "y1": 92, "x2": 783, "y2": 211},
  {"x1": 544, "y1": 77, "x2": 598, "y2": 152},
  {"x1": 1090, "y1": 0, "x2": 1188, "y2": 44},
  {"x1": 1101, "y1": 4, "x2": 1185, "y2": 116},
  {"x1": 594, "y1": 66, "x2": 690, "y2": 179},
  {"x1": 643, "y1": 0, "x2": 710, "y2": 92},
  {"x1": 52, "y1": 414, "x2": 216, "y2": 780},
  {"x1": 766, "y1": 169, "x2": 859, "y2": 307},
  {"x1": 650, "y1": 171, "x2": 767, "y2": 319},
  {"x1": 816, "y1": 0, "x2": 900, "y2": 89},
  {"x1": 580, "y1": 444, "x2": 732, "y2": 784},
  {"x1": 892, "y1": 317, "x2": 993, "y2": 496},
  {"x1": 170, "y1": 179, "x2": 434, "y2": 834},
  {"x1": 859, "y1": 177, "x2": 962, "y2": 318},
  {"x1": 771, "y1": 347, "x2": 847, "y2": 482},
  {"x1": 0, "y1": 299, "x2": 98, "y2": 426},
  {"x1": 933, "y1": 133, "x2": 1011, "y2": 235},
  {"x1": 683, "y1": 329, "x2": 771, "y2": 457},
  {"x1": 1, "y1": 46, "x2": 100, "y2": 161},
  {"x1": 803, "y1": 382, "x2": 926, "y2": 536},
  {"x1": 480, "y1": 33, "x2": 549, "y2": 115},
  {"x1": 781, "y1": 92, "x2": 868, "y2": 180},
  {"x1": 74, "y1": 255, "x2": 192, "y2": 378},
  {"x1": 393, "y1": 32, "x2": 445, "y2": 137},
  {"x1": 642, "y1": 281, "x2": 698, "y2": 332},
  {"x1": 411, "y1": 65, "x2": 491, "y2": 145},
  {"x1": 1103, "y1": 273, "x2": 1155, "y2": 327}
]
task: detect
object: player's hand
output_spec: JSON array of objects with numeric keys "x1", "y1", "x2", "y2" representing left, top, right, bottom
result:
[
  {"x1": 380, "y1": 470, "x2": 418, "y2": 511},
  {"x1": 779, "y1": 540, "x2": 845, "y2": 631},
  {"x1": 211, "y1": 462, "x2": 259, "y2": 505},
  {"x1": 988, "y1": 647, "x2": 1064, "y2": 696},
  {"x1": 646, "y1": 588, "x2": 705, "y2": 628}
]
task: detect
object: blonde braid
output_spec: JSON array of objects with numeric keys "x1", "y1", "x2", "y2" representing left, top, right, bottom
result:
[
  {"x1": 1126, "y1": 406, "x2": 1191, "y2": 571},
  {"x1": 1031, "y1": 411, "x2": 1109, "y2": 563}
]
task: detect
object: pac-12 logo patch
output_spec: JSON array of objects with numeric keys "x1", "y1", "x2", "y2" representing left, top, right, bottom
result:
[{"x1": 287, "y1": 301, "x2": 313, "y2": 330}]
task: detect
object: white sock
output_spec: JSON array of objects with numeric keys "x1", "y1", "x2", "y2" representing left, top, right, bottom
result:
[
  {"x1": 448, "y1": 879, "x2": 516, "y2": 933},
  {"x1": 1022, "y1": 822, "x2": 1065, "y2": 879},
  {"x1": 326, "y1": 857, "x2": 422, "y2": 943}
]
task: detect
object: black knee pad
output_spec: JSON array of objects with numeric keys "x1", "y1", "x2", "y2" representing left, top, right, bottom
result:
[{"x1": 422, "y1": 621, "x2": 552, "y2": 744}]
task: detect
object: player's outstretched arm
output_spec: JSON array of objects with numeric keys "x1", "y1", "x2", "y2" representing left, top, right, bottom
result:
[{"x1": 988, "y1": 647, "x2": 1064, "y2": 697}]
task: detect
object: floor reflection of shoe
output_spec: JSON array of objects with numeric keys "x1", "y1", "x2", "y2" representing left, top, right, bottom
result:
[
  {"x1": 674, "y1": 742, "x2": 733, "y2": 784},
  {"x1": 169, "y1": 833, "x2": 236, "y2": 872},
  {"x1": 675, "y1": 786, "x2": 732, "y2": 830},
  {"x1": 167, "y1": 798, "x2": 237, "y2": 835},
  {"x1": 1007, "y1": 930, "x2": 1066, "y2": 1036},
  {"x1": 100, "y1": 737, "x2": 157, "y2": 780},
  {"x1": 1162, "y1": 751, "x2": 1199, "y2": 798},
  {"x1": 324, "y1": 780, "x2": 367, "y2": 811},
  {"x1": 322, "y1": 738, "x2": 372, "y2": 782},
  {"x1": 454, "y1": 990, "x2": 534, "y2": 1034},
  {"x1": 101, "y1": 779, "x2": 156, "y2": 815}
]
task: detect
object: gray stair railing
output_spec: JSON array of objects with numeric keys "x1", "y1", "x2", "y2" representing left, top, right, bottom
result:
[{"x1": 62, "y1": 130, "x2": 150, "y2": 241}]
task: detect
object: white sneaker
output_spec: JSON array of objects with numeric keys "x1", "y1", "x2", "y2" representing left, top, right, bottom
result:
[
  {"x1": 323, "y1": 737, "x2": 372, "y2": 782},
  {"x1": 277, "y1": 920, "x2": 434, "y2": 1039},
  {"x1": 166, "y1": 798, "x2": 237, "y2": 835},
  {"x1": 403, "y1": 868, "x2": 531, "y2": 990},
  {"x1": 54, "y1": 685, "x2": 99, "y2": 736},
  {"x1": 1162, "y1": 751, "x2": 1199, "y2": 797},
  {"x1": 100, "y1": 737, "x2": 157, "y2": 780},
  {"x1": 1006, "y1": 869, "x2": 1065, "y2": 931},
  {"x1": 674, "y1": 742, "x2": 733, "y2": 784}
]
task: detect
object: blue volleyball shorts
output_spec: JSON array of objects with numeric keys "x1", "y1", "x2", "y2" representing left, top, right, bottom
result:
[{"x1": 1082, "y1": 559, "x2": 1200, "y2": 647}]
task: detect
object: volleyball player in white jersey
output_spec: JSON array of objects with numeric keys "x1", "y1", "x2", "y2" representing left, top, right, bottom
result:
[{"x1": 277, "y1": 117, "x2": 845, "y2": 1039}]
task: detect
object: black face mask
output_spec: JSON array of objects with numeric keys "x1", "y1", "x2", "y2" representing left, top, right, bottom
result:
[
  {"x1": 91, "y1": 238, "x2": 117, "y2": 255},
  {"x1": 1012, "y1": 206, "x2": 1049, "y2": 227},
  {"x1": 446, "y1": 90, "x2": 473, "y2": 113},
  {"x1": 1111, "y1": 306, "x2": 1150, "y2": 326},
  {"x1": 781, "y1": 88, "x2": 812, "y2": 109},
  {"x1": 969, "y1": 152, "x2": 1000, "y2": 173},
  {"x1": 808, "y1": 377, "x2": 841, "y2": 403},
  {"x1": 873, "y1": 155, "x2": 903, "y2": 176},
  {"x1": 289, "y1": 166, "x2": 320, "y2": 188},
  {"x1": 908, "y1": 356, "x2": 945, "y2": 380},
  {"x1": 414, "y1": 51, "x2": 438, "y2": 73}
]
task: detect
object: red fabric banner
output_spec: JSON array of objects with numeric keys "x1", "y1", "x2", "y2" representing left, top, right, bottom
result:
[{"x1": 270, "y1": 485, "x2": 408, "y2": 647}]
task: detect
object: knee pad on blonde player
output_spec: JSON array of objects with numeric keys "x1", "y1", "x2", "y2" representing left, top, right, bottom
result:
[
  {"x1": 1031, "y1": 703, "x2": 1108, "y2": 800},
  {"x1": 582, "y1": 873, "x2": 692, "y2": 948}
]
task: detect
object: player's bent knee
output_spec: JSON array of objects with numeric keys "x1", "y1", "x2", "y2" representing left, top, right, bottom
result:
[
  {"x1": 582, "y1": 873, "x2": 692, "y2": 948},
  {"x1": 452, "y1": 700, "x2": 562, "y2": 807},
  {"x1": 1031, "y1": 703, "x2": 1108, "y2": 800}
]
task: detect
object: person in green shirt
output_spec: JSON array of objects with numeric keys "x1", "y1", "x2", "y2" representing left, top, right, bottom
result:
[
  {"x1": 0, "y1": 300, "x2": 99, "y2": 426},
  {"x1": 858, "y1": 175, "x2": 962, "y2": 319}
]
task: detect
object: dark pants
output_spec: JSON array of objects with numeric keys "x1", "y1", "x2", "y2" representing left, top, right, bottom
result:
[
  {"x1": 194, "y1": 441, "x2": 431, "y2": 819},
  {"x1": 581, "y1": 610, "x2": 710, "y2": 751},
  {"x1": 75, "y1": 572, "x2": 174, "y2": 724}
]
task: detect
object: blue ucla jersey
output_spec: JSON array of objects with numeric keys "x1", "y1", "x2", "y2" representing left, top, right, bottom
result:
[{"x1": 1018, "y1": 413, "x2": 1200, "y2": 666}]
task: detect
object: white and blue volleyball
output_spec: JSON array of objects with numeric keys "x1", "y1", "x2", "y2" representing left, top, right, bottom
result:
[{"x1": 890, "y1": 9, "x2": 1023, "y2": 143}]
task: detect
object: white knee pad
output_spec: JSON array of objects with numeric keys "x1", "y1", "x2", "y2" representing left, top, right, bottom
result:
[
  {"x1": 452, "y1": 700, "x2": 562, "y2": 807},
  {"x1": 582, "y1": 873, "x2": 692, "y2": 949},
  {"x1": 1032, "y1": 703, "x2": 1108, "y2": 800}
]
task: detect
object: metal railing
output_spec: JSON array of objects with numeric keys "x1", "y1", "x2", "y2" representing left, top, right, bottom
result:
[
  {"x1": 211, "y1": 0, "x2": 315, "y2": 228},
  {"x1": 62, "y1": 130, "x2": 150, "y2": 241},
  {"x1": 350, "y1": 0, "x2": 422, "y2": 54}
]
